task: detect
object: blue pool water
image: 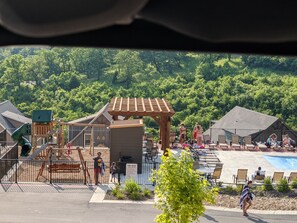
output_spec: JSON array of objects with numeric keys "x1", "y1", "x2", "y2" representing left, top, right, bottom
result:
[{"x1": 263, "y1": 155, "x2": 297, "y2": 170}]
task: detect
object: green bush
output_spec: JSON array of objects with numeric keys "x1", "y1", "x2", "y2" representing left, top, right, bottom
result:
[
  {"x1": 112, "y1": 183, "x2": 125, "y2": 199},
  {"x1": 290, "y1": 180, "x2": 297, "y2": 189},
  {"x1": 112, "y1": 183, "x2": 121, "y2": 196},
  {"x1": 225, "y1": 185, "x2": 237, "y2": 194},
  {"x1": 116, "y1": 190, "x2": 125, "y2": 200},
  {"x1": 262, "y1": 177, "x2": 274, "y2": 191},
  {"x1": 142, "y1": 188, "x2": 151, "y2": 197},
  {"x1": 236, "y1": 185, "x2": 243, "y2": 194},
  {"x1": 277, "y1": 178, "x2": 290, "y2": 193},
  {"x1": 124, "y1": 178, "x2": 141, "y2": 194},
  {"x1": 255, "y1": 186, "x2": 263, "y2": 192},
  {"x1": 129, "y1": 191, "x2": 142, "y2": 200}
]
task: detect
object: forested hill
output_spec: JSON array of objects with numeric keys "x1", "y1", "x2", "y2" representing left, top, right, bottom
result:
[{"x1": 0, "y1": 47, "x2": 296, "y2": 133}]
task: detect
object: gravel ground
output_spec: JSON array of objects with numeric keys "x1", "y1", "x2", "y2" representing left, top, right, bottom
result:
[
  {"x1": 106, "y1": 189, "x2": 297, "y2": 211},
  {"x1": 215, "y1": 191, "x2": 297, "y2": 210}
]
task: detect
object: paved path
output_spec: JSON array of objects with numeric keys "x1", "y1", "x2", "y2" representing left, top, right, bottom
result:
[{"x1": 1, "y1": 183, "x2": 297, "y2": 223}]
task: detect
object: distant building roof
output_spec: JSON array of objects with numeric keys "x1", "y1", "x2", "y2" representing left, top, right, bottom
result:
[
  {"x1": 0, "y1": 100, "x2": 31, "y2": 135},
  {"x1": 1, "y1": 111, "x2": 32, "y2": 124},
  {"x1": 68, "y1": 103, "x2": 113, "y2": 124},
  {"x1": 204, "y1": 106, "x2": 279, "y2": 141}
]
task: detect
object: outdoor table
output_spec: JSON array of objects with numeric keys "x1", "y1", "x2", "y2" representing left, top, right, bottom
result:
[
  {"x1": 196, "y1": 166, "x2": 214, "y2": 181},
  {"x1": 198, "y1": 167, "x2": 214, "y2": 174}
]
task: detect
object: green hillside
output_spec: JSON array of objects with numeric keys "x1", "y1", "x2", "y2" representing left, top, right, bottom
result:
[{"x1": 0, "y1": 48, "x2": 296, "y2": 136}]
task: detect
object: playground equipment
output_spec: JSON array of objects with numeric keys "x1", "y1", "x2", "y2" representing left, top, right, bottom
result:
[
  {"x1": 11, "y1": 110, "x2": 63, "y2": 158},
  {"x1": 11, "y1": 123, "x2": 32, "y2": 156},
  {"x1": 31, "y1": 110, "x2": 63, "y2": 158},
  {"x1": 36, "y1": 146, "x2": 91, "y2": 183}
]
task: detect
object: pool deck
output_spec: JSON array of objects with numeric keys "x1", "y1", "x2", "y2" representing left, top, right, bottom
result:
[{"x1": 215, "y1": 150, "x2": 297, "y2": 184}]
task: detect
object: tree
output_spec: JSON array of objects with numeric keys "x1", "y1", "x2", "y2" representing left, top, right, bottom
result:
[
  {"x1": 110, "y1": 50, "x2": 143, "y2": 88},
  {"x1": 152, "y1": 150, "x2": 217, "y2": 223}
]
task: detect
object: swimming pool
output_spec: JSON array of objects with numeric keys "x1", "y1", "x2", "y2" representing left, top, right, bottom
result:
[{"x1": 263, "y1": 155, "x2": 297, "y2": 170}]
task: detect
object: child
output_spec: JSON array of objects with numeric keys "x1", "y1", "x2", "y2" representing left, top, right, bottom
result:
[{"x1": 110, "y1": 162, "x2": 117, "y2": 183}]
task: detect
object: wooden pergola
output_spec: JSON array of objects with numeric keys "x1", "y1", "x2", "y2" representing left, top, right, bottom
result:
[{"x1": 108, "y1": 97, "x2": 175, "y2": 151}]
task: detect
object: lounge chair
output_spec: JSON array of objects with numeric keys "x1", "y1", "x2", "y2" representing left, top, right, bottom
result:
[
  {"x1": 218, "y1": 135, "x2": 229, "y2": 150},
  {"x1": 233, "y1": 169, "x2": 248, "y2": 184},
  {"x1": 231, "y1": 134, "x2": 242, "y2": 150},
  {"x1": 257, "y1": 142, "x2": 269, "y2": 151},
  {"x1": 215, "y1": 163, "x2": 224, "y2": 168},
  {"x1": 208, "y1": 142, "x2": 217, "y2": 150},
  {"x1": 288, "y1": 172, "x2": 297, "y2": 182},
  {"x1": 271, "y1": 172, "x2": 284, "y2": 183},
  {"x1": 253, "y1": 172, "x2": 265, "y2": 182},
  {"x1": 244, "y1": 136, "x2": 256, "y2": 151},
  {"x1": 203, "y1": 134, "x2": 211, "y2": 144},
  {"x1": 210, "y1": 167, "x2": 222, "y2": 184},
  {"x1": 204, "y1": 135, "x2": 217, "y2": 150}
]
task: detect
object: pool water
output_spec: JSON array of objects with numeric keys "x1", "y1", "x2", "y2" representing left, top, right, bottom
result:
[{"x1": 263, "y1": 155, "x2": 297, "y2": 170}]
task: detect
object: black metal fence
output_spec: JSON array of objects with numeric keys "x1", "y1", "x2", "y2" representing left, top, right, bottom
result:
[
  {"x1": 0, "y1": 143, "x2": 18, "y2": 180},
  {"x1": 0, "y1": 142, "x2": 18, "y2": 159},
  {"x1": 0, "y1": 158, "x2": 159, "y2": 186}
]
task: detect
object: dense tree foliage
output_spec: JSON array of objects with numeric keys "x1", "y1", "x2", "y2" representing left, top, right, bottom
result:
[{"x1": 0, "y1": 48, "x2": 296, "y2": 135}]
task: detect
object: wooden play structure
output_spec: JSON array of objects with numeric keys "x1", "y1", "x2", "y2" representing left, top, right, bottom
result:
[
  {"x1": 36, "y1": 146, "x2": 91, "y2": 183},
  {"x1": 108, "y1": 97, "x2": 175, "y2": 152},
  {"x1": 31, "y1": 110, "x2": 64, "y2": 158}
]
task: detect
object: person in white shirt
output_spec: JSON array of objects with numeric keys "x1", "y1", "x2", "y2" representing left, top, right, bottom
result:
[{"x1": 252, "y1": 166, "x2": 265, "y2": 181}]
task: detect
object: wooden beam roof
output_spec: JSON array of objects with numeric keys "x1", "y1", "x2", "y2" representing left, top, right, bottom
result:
[{"x1": 108, "y1": 97, "x2": 175, "y2": 117}]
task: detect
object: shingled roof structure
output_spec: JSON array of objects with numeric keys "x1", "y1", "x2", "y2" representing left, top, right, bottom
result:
[
  {"x1": 0, "y1": 100, "x2": 31, "y2": 135},
  {"x1": 204, "y1": 106, "x2": 296, "y2": 143}
]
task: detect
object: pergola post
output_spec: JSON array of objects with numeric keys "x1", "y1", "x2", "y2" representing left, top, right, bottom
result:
[{"x1": 160, "y1": 116, "x2": 171, "y2": 152}]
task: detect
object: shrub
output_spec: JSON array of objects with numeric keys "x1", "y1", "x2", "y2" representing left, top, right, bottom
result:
[
  {"x1": 115, "y1": 190, "x2": 125, "y2": 200},
  {"x1": 277, "y1": 178, "x2": 290, "y2": 193},
  {"x1": 124, "y1": 178, "x2": 141, "y2": 194},
  {"x1": 129, "y1": 191, "x2": 142, "y2": 200},
  {"x1": 255, "y1": 186, "x2": 263, "y2": 192},
  {"x1": 290, "y1": 180, "x2": 297, "y2": 189},
  {"x1": 236, "y1": 185, "x2": 243, "y2": 194},
  {"x1": 224, "y1": 185, "x2": 237, "y2": 194},
  {"x1": 262, "y1": 177, "x2": 273, "y2": 191},
  {"x1": 112, "y1": 183, "x2": 121, "y2": 196},
  {"x1": 142, "y1": 188, "x2": 152, "y2": 197}
]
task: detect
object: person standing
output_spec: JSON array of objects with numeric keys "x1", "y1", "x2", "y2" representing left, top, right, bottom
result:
[
  {"x1": 93, "y1": 152, "x2": 105, "y2": 185},
  {"x1": 239, "y1": 180, "x2": 254, "y2": 216},
  {"x1": 110, "y1": 162, "x2": 117, "y2": 183},
  {"x1": 179, "y1": 123, "x2": 187, "y2": 144},
  {"x1": 196, "y1": 125, "x2": 203, "y2": 146},
  {"x1": 193, "y1": 125, "x2": 198, "y2": 142}
]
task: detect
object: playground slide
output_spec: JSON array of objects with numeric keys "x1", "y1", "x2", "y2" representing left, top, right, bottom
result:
[
  {"x1": 27, "y1": 143, "x2": 48, "y2": 160},
  {"x1": 11, "y1": 123, "x2": 32, "y2": 156}
]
